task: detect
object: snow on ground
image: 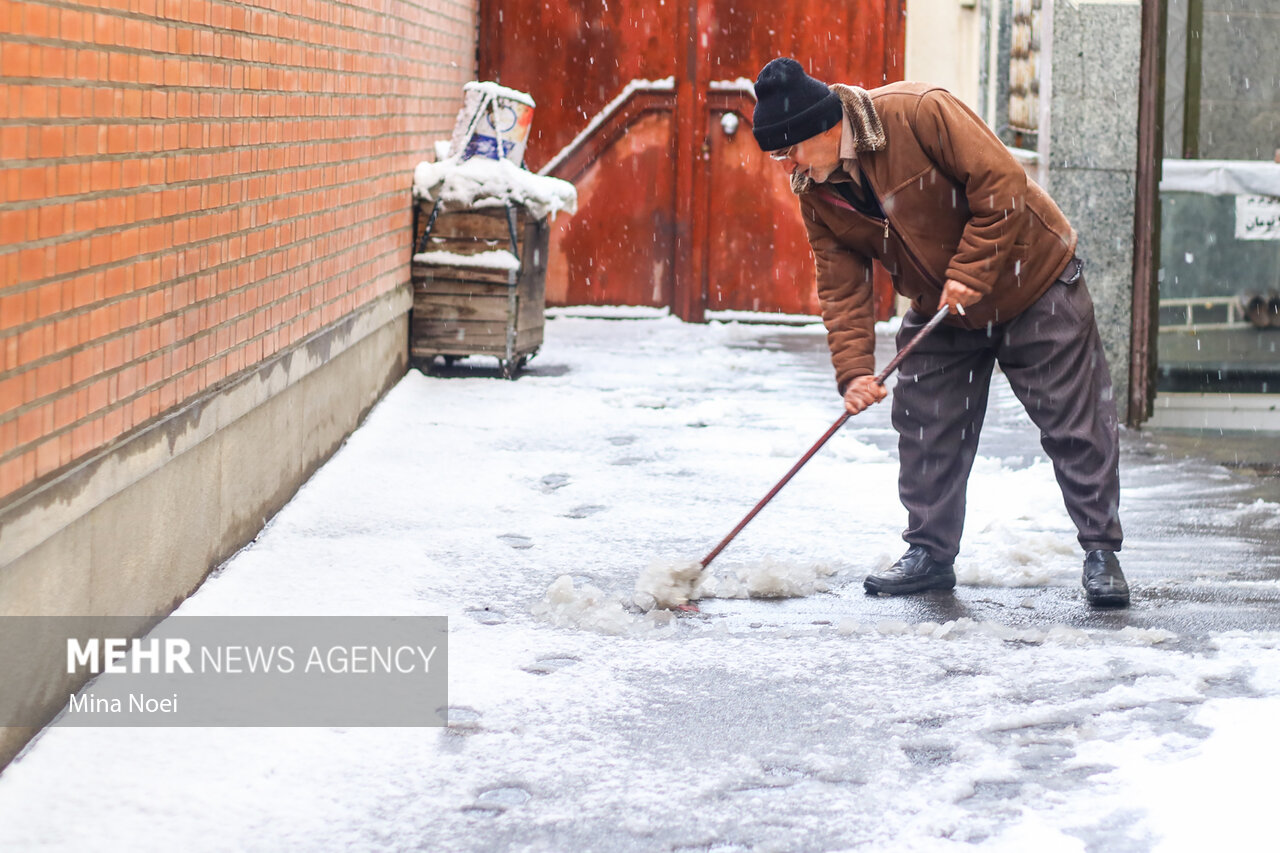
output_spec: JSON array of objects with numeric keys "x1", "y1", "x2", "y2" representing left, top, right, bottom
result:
[{"x1": 1, "y1": 316, "x2": 1278, "y2": 851}]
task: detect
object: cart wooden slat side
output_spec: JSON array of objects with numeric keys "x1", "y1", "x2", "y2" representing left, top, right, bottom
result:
[{"x1": 410, "y1": 203, "x2": 549, "y2": 378}]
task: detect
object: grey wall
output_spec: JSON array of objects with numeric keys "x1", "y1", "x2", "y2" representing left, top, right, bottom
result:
[
  {"x1": 1200, "y1": 0, "x2": 1280, "y2": 160},
  {"x1": 1164, "y1": 0, "x2": 1189, "y2": 158},
  {"x1": 1047, "y1": 0, "x2": 1144, "y2": 423},
  {"x1": 992, "y1": 0, "x2": 1014, "y2": 144},
  {"x1": 1165, "y1": 0, "x2": 1280, "y2": 160}
]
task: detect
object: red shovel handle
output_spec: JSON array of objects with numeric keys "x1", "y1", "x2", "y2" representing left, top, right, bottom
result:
[{"x1": 698, "y1": 306, "x2": 950, "y2": 570}]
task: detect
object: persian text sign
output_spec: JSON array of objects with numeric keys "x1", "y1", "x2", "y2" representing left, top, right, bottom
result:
[
  {"x1": 0, "y1": 617, "x2": 447, "y2": 727},
  {"x1": 1235, "y1": 194, "x2": 1280, "y2": 240}
]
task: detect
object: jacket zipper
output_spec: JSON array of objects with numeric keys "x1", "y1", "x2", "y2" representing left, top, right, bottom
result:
[
  {"x1": 855, "y1": 169, "x2": 944, "y2": 294},
  {"x1": 817, "y1": 185, "x2": 946, "y2": 300},
  {"x1": 886, "y1": 216, "x2": 940, "y2": 292}
]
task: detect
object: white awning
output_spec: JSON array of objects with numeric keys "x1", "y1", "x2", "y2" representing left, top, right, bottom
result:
[{"x1": 1160, "y1": 159, "x2": 1280, "y2": 196}]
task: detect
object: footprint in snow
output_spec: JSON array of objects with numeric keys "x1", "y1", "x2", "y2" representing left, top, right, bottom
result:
[
  {"x1": 446, "y1": 706, "x2": 482, "y2": 729},
  {"x1": 521, "y1": 656, "x2": 579, "y2": 675},
  {"x1": 562, "y1": 504, "x2": 606, "y2": 519},
  {"x1": 470, "y1": 785, "x2": 531, "y2": 812},
  {"x1": 538, "y1": 473, "x2": 570, "y2": 492},
  {"x1": 465, "y1": 608, "x2": 506, "y2": 625},
  {"x1": 498, "y1": 534, "x2": 533, "y2": 549}
]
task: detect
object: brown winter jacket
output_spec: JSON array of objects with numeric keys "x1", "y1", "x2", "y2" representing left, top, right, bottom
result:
[{"x1": 796, "y1": 82, "x2": 1077, "y2": 391}]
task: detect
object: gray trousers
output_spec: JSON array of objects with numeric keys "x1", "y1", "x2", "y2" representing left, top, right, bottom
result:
[{"x1": 891, "y1": 267, "x2": 1123, "y2": 563}]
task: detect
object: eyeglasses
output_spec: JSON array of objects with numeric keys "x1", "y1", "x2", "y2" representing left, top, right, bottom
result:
[{"x1": 767, "y1": 145, "x2": 795, "y2": 161}]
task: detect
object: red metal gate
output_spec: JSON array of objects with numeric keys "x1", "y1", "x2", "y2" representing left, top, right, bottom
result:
[{"x1": 479, "y1": 0, "x2": 904, "y2": 320}]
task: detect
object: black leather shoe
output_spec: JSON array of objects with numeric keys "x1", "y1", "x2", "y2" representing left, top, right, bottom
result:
[
  {"x1": 864, "y1": 545, "x2": 956, "y2": 595},
  {"x1": 1083, "y1": 550, "x2": 1129, "y2": 608}
]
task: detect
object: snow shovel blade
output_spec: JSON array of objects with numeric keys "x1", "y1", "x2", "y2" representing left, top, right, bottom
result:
[{"x1": 686, "y1": 305, "x2": 952, "y2": 601}]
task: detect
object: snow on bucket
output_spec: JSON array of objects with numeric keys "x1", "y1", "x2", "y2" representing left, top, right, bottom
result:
[{"x1": 449, "y1": 82, "x2": 536, "y2": 165}]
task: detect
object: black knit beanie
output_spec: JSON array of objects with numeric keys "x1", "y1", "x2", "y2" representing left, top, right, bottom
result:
[{"x1": 751, "y1": 58, "x2": 843, "y2": 151}]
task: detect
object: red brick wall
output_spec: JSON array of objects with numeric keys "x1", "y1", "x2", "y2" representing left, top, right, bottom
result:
[{"x1": 0, "y1": 0, "x2": 478, "y2": 502}]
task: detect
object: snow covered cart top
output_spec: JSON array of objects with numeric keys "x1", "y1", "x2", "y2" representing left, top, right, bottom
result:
[{"x1": 413, "y1": 156, "x2": 577, "y2": 222}]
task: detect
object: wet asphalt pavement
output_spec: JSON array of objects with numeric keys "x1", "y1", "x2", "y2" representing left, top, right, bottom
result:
[{"x1": 712, "y1": 328, "x2": 1280, "y2": 647}]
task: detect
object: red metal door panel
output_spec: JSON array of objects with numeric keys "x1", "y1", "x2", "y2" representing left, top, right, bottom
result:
[
  {"x1": 479, "y1": 0, "x2": 904, "y2": 317},
  {"x1": 705, "y1": 103, "x2": 819, "y2": 315},
  {"x1": 703, "y1": 112, "x2": 897, "y2": 320},
  {"x1": 545, "y1": 110, "x2": 677, "y2": 308},
  {"x1": 479, "y1": 1, "x2": 677, "y2": 171},
  {"x1": 700, "y1": 0, "x2": 904, "y2": 87}
]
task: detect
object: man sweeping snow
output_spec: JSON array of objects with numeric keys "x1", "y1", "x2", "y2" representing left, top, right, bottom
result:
[{"x1": 750, "y1": 57, "x2": 1129, "y2": 608}]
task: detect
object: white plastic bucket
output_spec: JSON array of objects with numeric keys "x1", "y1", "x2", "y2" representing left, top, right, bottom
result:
[{"x1": 449, "y1": 82, "x2": 536, "y2": 165}]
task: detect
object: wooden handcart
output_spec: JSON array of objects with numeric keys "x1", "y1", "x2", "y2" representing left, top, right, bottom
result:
[{"x1": 410, "y1": 201, "x2": 549, "y2": 379}]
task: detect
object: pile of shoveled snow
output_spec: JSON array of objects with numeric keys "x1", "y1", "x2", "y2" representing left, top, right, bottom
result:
[
  {"x1": 631, "y1": 558, "x2": 836, "y2": 611},
  {"x1": 531, "y1": 559, "x2": 839, "y2": 636},
  {"x1": 532, "y1": 575, "x2": 675, "y2": 636},
  {"x1": 695, "y1": 558, "x2": 836, "y2": 601},
  {"x1": 631, "y1": 560, "x2": 704, "y2": 610},
  {"x1": 532, "y1": 569, "x2": 1181, "y2": 648}
]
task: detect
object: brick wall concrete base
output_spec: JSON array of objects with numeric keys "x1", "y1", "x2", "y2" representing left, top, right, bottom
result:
[{"x1": 0, "y1": 285, "x2": 410, "y2": 769}]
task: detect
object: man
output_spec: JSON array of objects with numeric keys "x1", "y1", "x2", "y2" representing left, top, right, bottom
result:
[{"x1": 750, "y1": 57, "x2": 1129, "y2": 608}]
